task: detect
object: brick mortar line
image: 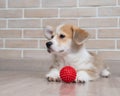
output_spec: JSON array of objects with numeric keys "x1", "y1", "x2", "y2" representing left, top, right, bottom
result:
[
  {"x1": 0, "y1": 8, "x2": 61, "y2": 10},
  {"x1": 88, "y1": 49, "x2": 120, "y2": 51},
  {"x1": 0, "y1": 27, "x2": 119, "y2": 30},
  {"x1": 6, "y1": 18, "x2": 42, "y2": 20},
  {"x1": 96, "y1": 29, "x2": 98, "y2": 39},
  {"x1": 21, "y1": 29, "x2": 24, "y2": 38},
  {"x1": 6, "y1": 19, "x2": 8, "y2": 28},
  {"x1": 0, "y1": 48, "x2": 120, "y2": 51},
  {"x1": 1, "y1": 27, "x2": 119, "y2": 30},
  {"x1": 76, "y1": 0, "x2": 79, "y2": 7},
  {"x1": 0, "y1": 17, "x2": 119, "y2": 21},
  {"x1": 39, "y1": 19, "x2": 42, "y2": 28},
  {"x1": 85, "y1": 27, "x2": 120, "y2": 29},
  {"x1": 38, "y1": 39, "x2": 40, "y2": 48},
  {"x1": 3, "y1": 39, "x2": 5, "y2": 48},
  {"x1": 2, "y1": 38, "x2": 46, "y2": 40},
  {"x1": 60, "y1": 7, "x2": 98, "y2": 9},
  {"x1": 22, "y1": 8, "x2": 24, "y2": 18},
  {"x1": 0, "y1": 48, "x2": 47, "y2": 50},
  {"x1": 96, "y1": 7, "x2": 98, "y2": 17},
  {"x1": 98, "y1": 6, "x2": 120, "y2": 8},
  {"x1": 89, "y1": 39, "x2": 120, "y2": 40},
  {"x1": 0, "y1": 9, "x2": 24, "y2": 10},
  {"x1": 2, "y1": 6, "x2": 119, "y2": 9},
  {"x1": 0, "y1": 17, "x2": 119, "y2": 19},
  {"x1": 0, "y1": 38, "x2": 119, "y2": 40},
  {"x1": 92, "y1": 49, "x2": 120, "y2": 51},
  {"x1": 40, "y1": 0, "x2": 42, "y2": 8},
  {"x1": 21, "y1": 50, "x2": 24, "y2": 58},
  {"x1": 73, "y1": 27, "x2": 118, "y2": 29},
  {"x1": 58, "y1": 8, "x2": 60, "y2": 18},
  {"x1": 0, "y1": 28, "x2": 43, "y2": 30},
  {"x1": 41, "y1": 18, "x2": 43, "y2": 28},
  {"x1": 117, "y1": 18, "x2": 119, "y2": 27},
  {"x1": 3, "y1": 7, "x2": 119, "y2": 10},
  {"x1": 115, "y1": 40, "x2": 118, "y2": 50},
  {"x1": 118, "y1": 18, "x2": 120, "y2": 27},
  {"x1": 5, "y1": 0, "x2": 8, "y2": 9},
  {"x1": 96, "y1": 38, "x2": 120, "y2": 40},
  {"x1": 116, "y1": 0, "x2": 119, "y2": 6}
]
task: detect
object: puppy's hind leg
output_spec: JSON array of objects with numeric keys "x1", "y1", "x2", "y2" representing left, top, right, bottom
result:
[{"x1": 101, "y1": 68, "x2": 111, "y2": 78}]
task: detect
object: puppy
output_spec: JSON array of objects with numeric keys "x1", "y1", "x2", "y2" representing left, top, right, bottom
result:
[{"x1": 44, "y1": 24, "x2": 110, "y2": 83}]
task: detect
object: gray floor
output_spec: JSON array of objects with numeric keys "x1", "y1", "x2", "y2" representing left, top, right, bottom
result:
[
  {"x1": 0, "y1": 71, "x2": 120, "y2": 96},
  {"x1": 0, "y1": 59, "x2": 120, "y2": 96}
]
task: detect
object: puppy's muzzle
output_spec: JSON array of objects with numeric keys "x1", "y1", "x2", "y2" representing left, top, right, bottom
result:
[{"x1": 46, "y1": 42, "x2": 53, "y2": 49}]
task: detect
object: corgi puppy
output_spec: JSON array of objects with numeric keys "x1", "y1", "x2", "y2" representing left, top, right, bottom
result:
[{"x1": 44, "y1": 24, "x2": 110, "y2": 83}]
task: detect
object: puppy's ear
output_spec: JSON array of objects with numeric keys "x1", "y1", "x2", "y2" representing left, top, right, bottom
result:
[
  {"x1": 44, "y1": 25, "x2": 53, "y2": 40},
  {"x1": 72, "y1": 25, "x2": 89, "y2": 45}
]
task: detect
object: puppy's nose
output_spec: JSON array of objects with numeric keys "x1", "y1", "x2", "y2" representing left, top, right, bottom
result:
[{"x1": 46, "y1": 42, "x2": 53, "y2": 48}]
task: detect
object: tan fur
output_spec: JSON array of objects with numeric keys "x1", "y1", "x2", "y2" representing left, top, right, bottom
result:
[
  {"x1": 77, "y1": 69, "x2": 98, "y2": 79},
  {"x1": 72, "y1": 25, "x2": 89, "y2": 45},
  {"x1": 60, "y1": 24, "x2": 73, "y2": 39},
  {"x1": 55, "y1": 24, "x2": 73, "y2": 47},
  {"x1": 57, "y1": 24, "x2": 89, "y2": 46},
  {"x1": 77, "y1": 52, "x2": 105, "y2": 80}
]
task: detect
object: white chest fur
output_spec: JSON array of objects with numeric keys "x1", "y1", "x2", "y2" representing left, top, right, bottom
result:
[{"x1": 55, "y1": 46, "x2": 94, "y2": 70}]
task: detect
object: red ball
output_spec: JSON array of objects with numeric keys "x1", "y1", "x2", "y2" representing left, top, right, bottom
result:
[{"x1": 60, "y1": 66, "x2": 76, "y2": 83}]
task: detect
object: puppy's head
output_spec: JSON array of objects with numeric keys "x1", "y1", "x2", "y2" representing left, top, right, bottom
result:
[{"x1": 44, "y1": 24, "x2": 89, "y2": 54}]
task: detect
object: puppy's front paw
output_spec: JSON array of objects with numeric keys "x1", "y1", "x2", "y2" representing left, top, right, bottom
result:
[
  {"x1": 46, "y1": 69, "x2": 61, "y2": 82},
  {"x1": 47, "y1": 77, "x2": 61, "y2": 82},
  {"x1": 75, "y1": 71, "x2": 91, "y2": 83}
]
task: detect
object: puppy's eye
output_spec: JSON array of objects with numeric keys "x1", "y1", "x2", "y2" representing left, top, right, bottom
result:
[
  {"x1": 60, "y1": 34, "x2": 65, "y2": 39},
  {"x1": 51, "y1": 35, "x2": 54, "y2": 39}
]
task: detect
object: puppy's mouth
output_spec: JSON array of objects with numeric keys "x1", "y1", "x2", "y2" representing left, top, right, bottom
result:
[
  {"x1": 59, "y1": 50, "x2": 64, "y2": 53},
  {"x1": 47, "y1": 48, "x2": 54, "y2": 53},
  {"x1": 47, "y1": 48, "x2": 64, "y2": 53}
]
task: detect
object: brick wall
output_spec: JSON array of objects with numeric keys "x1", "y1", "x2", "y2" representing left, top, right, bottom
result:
[{"x1": 0, "y1": 0, "x2": 120, "y2": 60}]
